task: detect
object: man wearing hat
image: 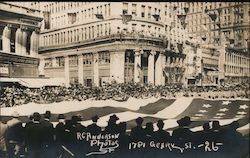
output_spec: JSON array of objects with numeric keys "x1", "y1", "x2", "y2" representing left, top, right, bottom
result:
[
  {"x1": 152, "y1": 120, "x2": 170, "y2": 142},
  {"x1": 6, "y1": 111, "x2": 23, "y2": 158},
  {"x1": 86, "y1": 115, "x2": 102, "y2": 135},
  {"x1": 130, "y1": 117, "x2": 146, "y2": 141},
  {"x1": 172, "y1": 116, "x2": 193, "y2": 143},
  {"x1": 40, "y1": 111, "x2": 56, "y2": 158},
  {"x1": 25, "y1": 112, "x2": 44, "y2": 158},
  {"x1": 104, "y1": 114, "x2": 120, "y2": 134}
]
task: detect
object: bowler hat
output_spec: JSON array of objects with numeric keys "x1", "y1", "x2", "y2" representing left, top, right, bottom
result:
[{"x1": 33, "y1": 112, "x2": 41, "y2": 121}]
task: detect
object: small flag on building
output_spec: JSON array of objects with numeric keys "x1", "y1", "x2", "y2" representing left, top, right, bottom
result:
[
  {"x1": 95, "y1": 14, "x2": 104, "y2": 19},
  {"x1": 208, "y1": 13, "x2": 217, "y2": 22},
  {"x1": 184, "y1": 7, "x2": 189, "y2": 14},
  {"x1": 137, "y1": 63, "x2": 142, "y2": 70},
  {"x1": 121, "y1": 14, "x2": 132, "y2": 24}
]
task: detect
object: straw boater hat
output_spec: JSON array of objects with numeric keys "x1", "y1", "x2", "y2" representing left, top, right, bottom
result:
[{"x1": 11, "y1": 111, "x2": 19, "y2": 118}]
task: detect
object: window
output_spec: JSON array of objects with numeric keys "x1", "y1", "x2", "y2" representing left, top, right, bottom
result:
[
  {"x1": 98, "y1": 51, "x2": 110, "y2": 64},
  {"x1": 56, "y1": 57, "x2": 65, "y2": 67},
  {"x1": 45, "y1": 58, "x2": 52, "y2": 68},
  {"x1": 83, "y1": 53, "x2": 93, "y2": 65},
  {"x1": 123, "y1": 3, "x2": 128, "y2": 15},
  {"x1": 69, "y1": 55, "x2": 78, "y2": 66},
  {"x1": 141, "y1": 5, "x2": 145, "y2": 17},
  {"x1": 148, "y1": 6, "x2": 151, "y2": 19},
  {"x1": 132, "y1": 4, "x2": 137, "y2": 16}
]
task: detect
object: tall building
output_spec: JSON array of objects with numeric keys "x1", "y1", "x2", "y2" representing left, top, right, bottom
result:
[
  {"x1": 185, "y1": 2, "x2": 250, "y2": 85},
  {"x1": 37, "y1": 2, "x2": 186, "y2": 87},
  {"x1": 0, "y1": 2, "x2": 42, "y2": 81}
]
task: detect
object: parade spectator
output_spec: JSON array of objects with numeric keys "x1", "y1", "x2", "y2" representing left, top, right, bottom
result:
[
  {"x1": 6, "y1": 111, "x2": 23, "y2": 158},
  {"x1": 25, "y1": 112, "x2": 44, "y2": 158},
  {"x1": 86, "y1": 115, "x2": 102, "y2": 135},
  {"x1": 0, "y1": 121, "x2": 8, "y2": 158}
]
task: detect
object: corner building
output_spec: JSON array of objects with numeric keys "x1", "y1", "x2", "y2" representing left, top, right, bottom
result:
[
  {"x1": 38, "y1": 2, "x2": 186, "y2": 87},
  {"x1": 0, "y1": 2, "x2": 42, "y2": 80}
]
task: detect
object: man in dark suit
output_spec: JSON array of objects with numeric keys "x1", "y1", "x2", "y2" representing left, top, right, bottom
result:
[
  {"x1": 172, "y1": 116, "x2": 193, "y2": 143},
  {"x1": 104, "y1": 114, "x2": 120, "y2": 134},
  {"x1": 6, "y1": 111, "x2": 24, "y2": 158},
  {"x1": 86, "y1": 115, "x2": 102, "y2": 135},
  {"x1": 152, "y1": 120, "x2": 170, "y2": 142},
  {"x1": 25, "y1": 112, "x2": 44, "y2": 158},
  {"x1": 40, "y1": 111, "x2": 56, "y2": 158},
  {"x1": 130, "y1": 117, "x2": 146, "y2": 141}
]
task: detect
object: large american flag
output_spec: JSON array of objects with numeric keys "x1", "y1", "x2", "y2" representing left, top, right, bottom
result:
[{"x1": 1, "y1": 97, "x2": 249, "y2": 136}]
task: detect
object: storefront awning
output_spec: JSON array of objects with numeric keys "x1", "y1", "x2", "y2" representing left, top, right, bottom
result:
[
  {"x1": 203, "y1": 66, "x2": 218, "y2": 71},
  {"x1": 0, "y1": 77, "x2": 66, "y2": 88}
]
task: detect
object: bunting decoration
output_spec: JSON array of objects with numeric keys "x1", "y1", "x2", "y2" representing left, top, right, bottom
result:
[
  {"x1": 67, "y1": 12, "x2": 77, "y2": 24},
  {"x1": 184, "y1": 7, "x2": 189, "y2": 14},
  {"x1": 137, "y1": 63, "x2": 142, "y2": 70},
  {"x1": 152, "y1": 14, "x2": 160, "y2": 21},
  {"x1": 208, "y1": 13, "x2": 217, "y2": 22},
  {"x1": 216, "y1": 23, "x2": 221, "y2": 28},
  {"x1": 177, "y1": 43, "x2": 183, "y2": 53},
  {"x1": 170, "y1": 21, "x2": 176, "y2": 30},
  {"x1": 121, "y1": 14, "x2": 132, "y2": 24},
  {"x1": 95, "y1": 14, "x2": 104, "y2": 19}
]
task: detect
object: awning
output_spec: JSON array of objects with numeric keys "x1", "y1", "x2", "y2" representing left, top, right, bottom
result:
[
  {"x1": 0, "y1": 77, "x2": 66, "y2": 88},
  {"x1": 203, "y1": 66, "x2": 218, "y2": 71}
]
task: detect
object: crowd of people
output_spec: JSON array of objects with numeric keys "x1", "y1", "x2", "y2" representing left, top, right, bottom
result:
[
  {"x1": 0, "y1": 111, "x2": 248, "y2": 158},
  {"x1": 0, "y1": 82, "x2": 249, "y2": 107}
]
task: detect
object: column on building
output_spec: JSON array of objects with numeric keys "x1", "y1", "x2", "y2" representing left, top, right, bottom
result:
[
  {"x1": 2, "y1": 26, "x2": 11, "y2": 52},
  {"x1": 110, "y1": 50, "x2": 125, "y2": 83},
  {"x1": 38, "y1": 58, "x2": 45, "y2": 76},
  {"x1": 148, "y1": 50, "x2": 155, "y2": 84},
  {"x1": 134, "y1": 49, "x2": 142, "y2": 83},
  {"x1": 30, "y1": 31, "x2": 39, "y2": 57},
  {"x1": 93, "y1": 52, "x2": 99, "y2": 86},
  {"x1": 21, "y1": 30, "x2": 27, "y2": 55},
  {"x1": 78, "y1": 54, "x2": 84, "y2": 85},
  {"x1": 218, "y1": 46, "x2": 226, "y2": 84},
  {"x1": 155, "y1": 51, "x2": 165, "y2": 85},
  {"x1": 64, "y1": 55, "x2": 70, "y2": 87},
  {"x1": 52, "y1": 57, "x2": 57, "y2": 67},
  {"x1": 15, "y1": 28, "x2": 22, "y2": 55}
]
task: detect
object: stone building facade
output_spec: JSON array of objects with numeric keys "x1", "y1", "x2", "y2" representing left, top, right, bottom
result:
[
  {"x1": 37, "y1": 2, "x2": 186, "y2": 87},
  {"x1": 0, "y1": 2, "x2": 42, "y2": 79},
  {"x1": 185, "y1": 2, "x2": 250, "y2": 85}
]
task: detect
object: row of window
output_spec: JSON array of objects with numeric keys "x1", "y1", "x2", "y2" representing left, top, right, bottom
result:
[
  {"x1": 42, "y1": 23, "x2": 111, "y2": 46},
  {"x1": 44, "y1": 2, "x2": 92, "y2": 13},
  {"x1": 41, "y1": 22, "x2": 165, "y2": 47},
  {"x1": 225, "y1": 65, "x2": 249, "y2": 74},
  {"x1": 44, "y1": 52, "x2": 111, "y2": 68},
  {"x1": 50, "y1": 3, "x2": 111, "y2": 29},
  {"x1": 122, "y1": 3, "x2": 161, "y2": 20},
  {"x1": 225, "y1": 54, "x2": 250, "y2": 66}
]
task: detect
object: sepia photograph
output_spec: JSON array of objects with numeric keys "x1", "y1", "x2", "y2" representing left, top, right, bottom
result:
[{"x1": 0, "y1": 1, "x2": 249, "y2": 158}]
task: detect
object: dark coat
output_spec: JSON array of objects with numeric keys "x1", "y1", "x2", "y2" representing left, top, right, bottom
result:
[
  {"x1": 25, "y1": 122, "x2": 44, "y2": 151},
  {"x1": 86, "y1": 123, "x2": 102, "y2": 135},
  {"x1": 40, "y1": 119, "x2": 54, "y2": 145}
]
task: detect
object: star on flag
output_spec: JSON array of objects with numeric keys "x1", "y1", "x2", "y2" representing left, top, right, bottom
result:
[
  {"x1": 213, "y1": 116, "x2": 223, "y2": 119},
  {"x1": 239, "y1": 104, "x2": 249, "y2": 110},
  {"x1": 203, "y1": 104, "x2": 212, "y2": 108},
  {"x1": 219, "y1": 108, "x2": 229, "y2": 112},
  {"x1": 237, "y1": 111, "x2": 247, "y2": 115},
  {"x1": 216, "y1": 113, "x2": 226, "y2": 116},
  {"x1": 195, "y1": 114, "x2": 204, "y2": 117},
  {"x1": 222, "y1": 100, "x2": 231, "y2": 105},
  {"x1": 199, "y1": 110, "x2": 208, "y2": 113}
]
